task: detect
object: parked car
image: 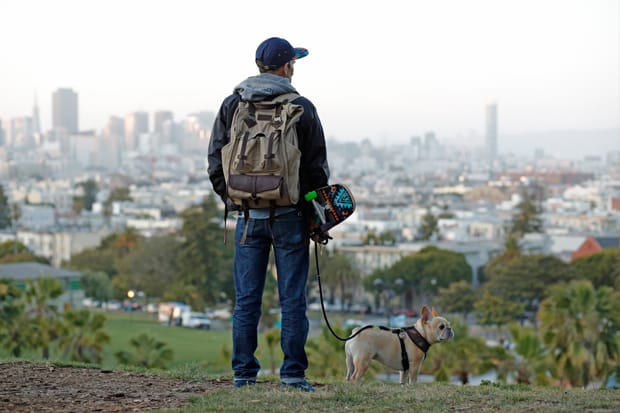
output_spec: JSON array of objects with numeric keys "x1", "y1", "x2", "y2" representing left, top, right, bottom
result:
[
  {"x1": 180, "y1": 312, "x2": 212, "y2": 330},
  {"x1": 158, "y1": 301, "x2": 191, "y2": 325}
]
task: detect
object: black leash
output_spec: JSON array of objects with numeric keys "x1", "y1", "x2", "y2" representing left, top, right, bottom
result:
[
  {"x1": 313, "y1": 242, "x2": 373, "y2": 342},
  {"x1": 312, "y1": 241, "x2": 432, "y2": 364}
]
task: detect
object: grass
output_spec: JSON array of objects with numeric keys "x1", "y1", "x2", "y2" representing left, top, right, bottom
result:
[
  {"x1": 101, "y1": 311, "x2": 233, "y2": 372},
  {"x1": 103, "y1": 310, "x2": 303, "y2": 376},
  {"x1": 3, "y1": 308, "x2": 620, "y2": 412},
  {"x1": 0, "y1": 309, "x2": 299, "y2": 374},
  {"x1": 164, "y1": 379, "x2": 620, "y2": 413}
]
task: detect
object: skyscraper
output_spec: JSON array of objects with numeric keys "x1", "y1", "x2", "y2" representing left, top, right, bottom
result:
[
  {"x1": 32, "y1": 94, "x2": 41, "y2": 135},
  {"x1": 52, "y1": 88, "x2": 79, "y2": 134},
  {"x1": 153, "y1": 110, "x2": 173, "y2": 134},
  {"x1": 124, "y1": 111, "x2": 149, "y2": 151},
  {"x1": 485, "y1": 102, "x2": 498, "y2": 163},
  {"x1": 0, "y1": 120, "x2": 5, "y2": 146}
]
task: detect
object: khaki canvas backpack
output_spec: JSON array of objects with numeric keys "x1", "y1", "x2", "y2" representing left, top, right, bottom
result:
[{"x1": 222, "y1": 92, "x2": 304, "y2": 209}]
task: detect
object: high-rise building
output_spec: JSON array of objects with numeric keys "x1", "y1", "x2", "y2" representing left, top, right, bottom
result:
[
  {"x1": 52, "y1": 88, "x2": 79, "y2": 134},
  {"x1": 153, "y1": 110, "x2": 173, "y2": 134},
  {"x1": 6, "y1": 117, "x2": 34, "y2": 148},
  {"x1": 124, "y1": 111, "x2": 149, "y2": 151},
  {"x1": 32, "y1": 94, "x2": 41, "y2": 135},
  {"x1": 424, "y1": 131, "x2": 440, "y2": 159},
  {"x1": 485, "y1": 102, "x2": 498, "y2": 163},
  {"x1": 104, "y1": 116, "x2": 125, "y2": 138}
]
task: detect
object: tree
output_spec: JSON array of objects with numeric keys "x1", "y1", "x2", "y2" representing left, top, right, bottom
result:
[
  {"x1": 115, "y1": 235, "x2": 179, "y2": 299},
  {"x1": 103, "y1": 186, "x2": 132, "y2": 218},
  {"x1": 263, "y1": 328, "x2": 281, "y2": 375},
  {"x1": 418, "y1": 212, "x2": 438, "y2": 240},
  {"x1": 58, "y1": 309, "x2": 110, "y2": 364},
  {"x1": 80, "y1": 272, "x2": 113, "y2": 304},
  {"x1": 508, "y1": 324, "x2": 552, "y2": 385},
  {"x1": 424, "y1": 317, "x2": 503, "y2": 385},
  {"x1": 538, "y1": 280, "x2": 620, "y2": 388},
  {"x1": 367, "y1": 246, "x2": 471, "y2": 307},
  {"x1": 23, "y1": 278, "x2": 64, "y2": 359},
  {"x1": 0, "y1": 185, "x2": 11, "y2": 229},
  {"x1": 474, "y1": 290, "x2": 525, "y2": 329},
  {"x1": 66, "y1": 248, "x2": 118, "y2": 277},
  {"x1": 436, "y1": 280, "x2": 479, "y2": 318},
  {"x1": 364, "y1": 230, "x2": 396, "y2": 246},
  {"x1": 0, "y1": 279, "x2": 31, "y2": 357},
  {"x1": 509, "y1": 189, "x2": 543, "y2": 237},
  {"x1": 73, "y1": 179, "x2": 99, "y2": 213},
  {"x1": 111, "y1": 228, "x2": 142, "y2": 259},
  {"x1": 571, "y1": 248, "x2": 620, "y2": 290},
  {"x1": 0, "y1": 240, "x2": 49, "y2": 264},
  {"x1": 315, "y1": 250, "x2": 359, "y2": 310},
  {"x1": 175, "y1": 195, "x2": 234, "y2": 308},
  {"x1": 114, "y1": 333, "x2": 174, "y2": 369},
  {"x1": 484, "y1": 254, "x2": 577, "y2": 319}
]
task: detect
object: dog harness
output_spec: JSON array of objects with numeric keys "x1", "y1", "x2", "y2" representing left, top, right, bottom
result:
[{"x1": 379, "y1": 325, "x2": 431, "y2": 372}]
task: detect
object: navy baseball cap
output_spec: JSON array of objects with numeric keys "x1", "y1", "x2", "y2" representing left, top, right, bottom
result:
[{"x1": 255, "y1": 37, "x2": 309, "y2": 69}]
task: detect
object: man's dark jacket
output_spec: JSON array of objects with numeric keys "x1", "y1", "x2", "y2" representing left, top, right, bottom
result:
[{"x1": 207, "y1": 73, "x2": 330, "y2": 210}]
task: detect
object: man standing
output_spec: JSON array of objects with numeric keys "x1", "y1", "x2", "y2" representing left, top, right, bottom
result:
[{"x1": 207, "y1": 37, "x2": 329, "y2": 391}]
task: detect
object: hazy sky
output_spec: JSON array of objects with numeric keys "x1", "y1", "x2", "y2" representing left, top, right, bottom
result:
[{"x1": 1, "y1": 0, "x2": 618, "y2": 152}]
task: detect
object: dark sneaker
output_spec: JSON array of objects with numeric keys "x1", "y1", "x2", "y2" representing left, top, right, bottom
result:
[
  {"x1": 234, "y1": 378, "x2": 256, "y2": 388},
  {"x1": 281, "y1": 379, "x2": 316, "y2": 392}
]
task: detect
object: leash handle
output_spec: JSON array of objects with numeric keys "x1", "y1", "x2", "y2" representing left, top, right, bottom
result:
[{"x1": 313, "y1": 242, "x2": 372, "y2": 342}]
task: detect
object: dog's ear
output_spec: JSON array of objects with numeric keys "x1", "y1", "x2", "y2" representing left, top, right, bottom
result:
[
  {"x1": 431, "y1": 307, "x2": 438, "y2": 318},
  {"x1": 421, "y1": 306, "x2": 430, "y2": 323}
]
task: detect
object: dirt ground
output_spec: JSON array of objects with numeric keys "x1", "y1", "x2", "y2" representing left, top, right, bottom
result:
[{"x1": 0, "y1": 360, "x2": 244, "y2": 412}]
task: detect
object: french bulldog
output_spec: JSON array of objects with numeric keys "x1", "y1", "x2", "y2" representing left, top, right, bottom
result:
[{"x1": 345, "y1": 306, "x2": 453, "y2": 384}]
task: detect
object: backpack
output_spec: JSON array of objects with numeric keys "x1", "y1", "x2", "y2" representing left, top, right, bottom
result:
[{"x1": 221, "y1": 92, "x2": 304, "y2": 210}]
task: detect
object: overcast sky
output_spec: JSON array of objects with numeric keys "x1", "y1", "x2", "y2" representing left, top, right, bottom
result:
[{"x1": 1, "y1": 0, "x2": 618, "y2": 153}]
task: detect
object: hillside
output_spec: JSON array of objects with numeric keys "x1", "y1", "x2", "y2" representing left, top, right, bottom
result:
[{"x1": 1, "y1": 360, "x2": 619, "y2": 413}]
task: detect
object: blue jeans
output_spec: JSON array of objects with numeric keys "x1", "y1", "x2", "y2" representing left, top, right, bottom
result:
[{"x1": 232, "y1": 210, "x2": 310, "y2": 380}]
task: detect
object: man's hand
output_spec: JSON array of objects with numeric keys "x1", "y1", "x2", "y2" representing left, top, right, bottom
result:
[{"x1": 311, "y1": 230, "x2": 332, "y2": 245}]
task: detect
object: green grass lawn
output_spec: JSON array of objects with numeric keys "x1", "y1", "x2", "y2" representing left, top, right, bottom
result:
[
  {"x1": 101, "y1": 311, "x2": 233, "y2": 373},
  {"x1": 102, "y1": 311, "x2": 287, "y2": 375},
  {"x1": 0, "y1": 310, "x2": 285, "y2": 375}
]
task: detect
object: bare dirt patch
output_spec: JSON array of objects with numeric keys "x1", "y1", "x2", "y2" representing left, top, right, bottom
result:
[{"x1": 0, "y1": 360, "x2": 237, "y2": 412}]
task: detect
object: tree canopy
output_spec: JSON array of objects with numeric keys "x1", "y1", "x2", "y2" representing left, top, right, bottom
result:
[
  {"x1": 484, "y1": 254, "x2": 577, "y2": 315},
  {"x1": 509, "y1": 188, "x2": 544, "y2": 237},
  {"x1": 0, "y1": 185, "x2": 11, "y2": 230},
  {"x1": 571, "y1": 247, "x2": 620, "y2": 290},
  {"x1": 366, "y1": 246, "x2": 471, "y2": 306}
]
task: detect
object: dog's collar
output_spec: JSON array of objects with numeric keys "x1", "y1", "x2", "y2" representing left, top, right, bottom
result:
[{"x1": 402, "y1": 326, "x2": 431, "y2": 356}]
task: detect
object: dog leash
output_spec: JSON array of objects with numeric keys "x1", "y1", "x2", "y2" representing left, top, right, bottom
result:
[
  {"x1": 313, "y1": 242, "x2": 432, "y2": 361},
  {"x1": 313, "y1": 242, "x2": 373, "y2": 342}
]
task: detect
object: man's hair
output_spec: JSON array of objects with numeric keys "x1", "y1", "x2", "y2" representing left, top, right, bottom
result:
[{"x1": 256, "y1": 60, "x2": 285, "y2": 74}]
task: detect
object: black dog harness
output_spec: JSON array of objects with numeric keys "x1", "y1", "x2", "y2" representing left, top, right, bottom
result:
[{"x1": 378, "y1": 325, "x2": 431, "y2": 372}]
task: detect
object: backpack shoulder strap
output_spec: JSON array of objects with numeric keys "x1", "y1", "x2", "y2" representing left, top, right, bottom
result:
[{"x1": 270, "y1": 92, "x2": 300, "y2": 104}]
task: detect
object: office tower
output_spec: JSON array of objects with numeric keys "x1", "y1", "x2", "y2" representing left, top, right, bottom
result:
[
  {"x1": 124, "y1": 111, "x2": 149, "y2": 151},
  {"x1": 0, "y1": 119, "x2": 4, "y2": 146},
  {"x1": 485, "y1": 102, "x2": 498, "y2": 163},
  {"x1": 410, "y1": 136, "x2": 422, "y2": 159},
  {"x1": 6, "y1": 117, "x2": 34, "y2": 148},
  {"x1": 153, "y1": 110, "x2": 173, "y2": 134},
  {"x1": 424, "y1": 131, "x2": 440, "y2": 159},
  {"x1": 104, "y1": 116, "x2": 125, "y2": 138},
  {"x1": 52, "y1": 88, "x2": 79, "y2": 134},
  {"x1": 32, "y1": 94, "x2": 41, "y2": 135}
]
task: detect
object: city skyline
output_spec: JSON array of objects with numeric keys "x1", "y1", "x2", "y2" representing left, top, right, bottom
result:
[{"x1": 1, "y1": 0, "x2": 618, "y2": 156}]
